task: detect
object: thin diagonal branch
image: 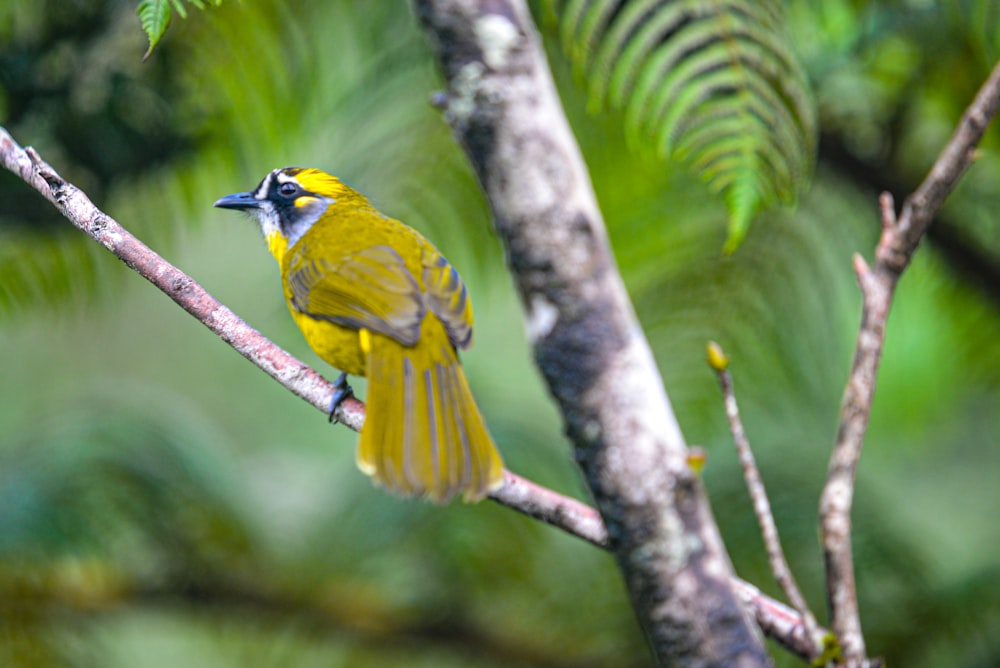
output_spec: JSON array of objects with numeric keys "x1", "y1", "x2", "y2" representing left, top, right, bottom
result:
[
  {"x1": 0, "y1": 125, "x2": 825, "y2": 662},
  {"x1": 0, "y1": 127, "x2": 597, "y2": 547},
  {"x1": 708, "y1": 342, "x2": 822, "y2": 658},
  {"x1": 819, "y1": 56, "x2": 1000, "y2": 666}
]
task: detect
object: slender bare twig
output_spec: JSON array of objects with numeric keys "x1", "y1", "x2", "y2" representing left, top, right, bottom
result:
[
  {"x1": 819, "y1": 57, "x2": 1000, "y2": 665},
  {"x1": 0, "y1": 126, "x2": 825, "y2": 661},
  {"x1": 707, "y1": 342, "x2": 822, "y2": 657}
]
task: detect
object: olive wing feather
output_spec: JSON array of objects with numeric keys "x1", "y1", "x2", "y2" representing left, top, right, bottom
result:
[
  {"x1": 286, "y1": 245, "x2": 425, "y2": 346},
  {"x1": 421, "y1": 250, "x2": 474, "y2": 350}
]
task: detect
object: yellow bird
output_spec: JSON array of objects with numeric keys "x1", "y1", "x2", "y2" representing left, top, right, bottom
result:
[{"x1": 215, "y1": 167, "x2": 504, "y2": 502}]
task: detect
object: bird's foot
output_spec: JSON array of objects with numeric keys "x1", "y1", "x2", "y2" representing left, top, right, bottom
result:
[{"x1": 328, "y1": 372, "x2": 355, "y2": 424}]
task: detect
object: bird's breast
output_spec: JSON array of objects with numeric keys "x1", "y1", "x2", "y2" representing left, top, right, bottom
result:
[
  {"x1": 265, "y1": 230, "x2": 289, "y2": 263},
  {"x1": 290, "y1": 308, "x2": 368, "y2": 377}
]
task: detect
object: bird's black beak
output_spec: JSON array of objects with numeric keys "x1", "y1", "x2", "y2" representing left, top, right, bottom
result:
[{"x1": 213, "y1": 191, "x2": 260, "y2": 210}]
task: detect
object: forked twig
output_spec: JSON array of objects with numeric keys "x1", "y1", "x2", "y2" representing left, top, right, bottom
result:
[{"x1": 819, "y1": 57, "x2": 1000, "y2": 665}]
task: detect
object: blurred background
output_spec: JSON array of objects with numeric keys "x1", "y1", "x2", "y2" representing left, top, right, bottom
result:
[{"x1": 2, "y1": 1, "x2": 999, "y2": 666}]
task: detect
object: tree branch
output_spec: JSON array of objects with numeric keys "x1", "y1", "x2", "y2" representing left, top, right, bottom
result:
[
  {"x1": 413, "y1": 1, "x2": 769, "y2": 665},
  {"x1": 819, "y1": 57, "x2": 1000, "y2": 665},
  {"x1": 1, "y1": 122, "x2": 820, "y2": 661}
]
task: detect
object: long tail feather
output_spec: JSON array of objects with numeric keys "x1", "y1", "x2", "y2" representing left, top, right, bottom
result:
[{"x1": 356, "y1": 319, "x2": 503, "y2": 503}]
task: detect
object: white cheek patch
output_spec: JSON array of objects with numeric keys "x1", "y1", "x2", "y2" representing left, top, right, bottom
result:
[{"x1": 248, "y1": 202, "x2": 280, "y2": 238}]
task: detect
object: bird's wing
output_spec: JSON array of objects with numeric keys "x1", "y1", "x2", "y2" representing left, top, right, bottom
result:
[
  {"x1": 286, "y1": 244, "x2": 425, "y2": 346},
  {"x1": 421, "y1": 249, "x2": 474, "y2": 350}
]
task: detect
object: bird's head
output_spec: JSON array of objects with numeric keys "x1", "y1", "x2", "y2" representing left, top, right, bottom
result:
[{"x1": 214, "y1": 167, "x2": 358, "y2": 259}]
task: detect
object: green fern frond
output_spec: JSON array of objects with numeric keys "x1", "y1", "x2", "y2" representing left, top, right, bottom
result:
[
  {"x1": 546, "y1": 0, "x2": 816, "y2": 249},
  {"x1": 138, "y1": 0, "x2": 220, "y2": 60},
  {"x1": 138, "y1": 0, "x2": 171, "y2": 60}
]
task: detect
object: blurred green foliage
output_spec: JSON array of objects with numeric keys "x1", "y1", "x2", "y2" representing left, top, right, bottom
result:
[{"x1": 1, "y1": 0, "x2": 1000, "y2": 666}]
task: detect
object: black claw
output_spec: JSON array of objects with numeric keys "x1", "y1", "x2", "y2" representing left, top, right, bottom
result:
[{"x1": 328, "y1": 372, "x2": 354, "y2": 424}]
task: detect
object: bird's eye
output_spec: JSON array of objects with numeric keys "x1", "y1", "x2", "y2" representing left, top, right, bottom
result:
[{"x1": 279, "y1": 182, "x2": 298, "y2": 197}]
